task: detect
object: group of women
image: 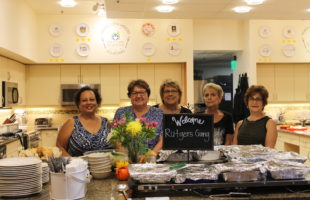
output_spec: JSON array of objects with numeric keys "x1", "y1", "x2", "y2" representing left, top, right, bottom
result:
[{"x1": 56, "y1": 79, "x2": 278, "y2": 157}]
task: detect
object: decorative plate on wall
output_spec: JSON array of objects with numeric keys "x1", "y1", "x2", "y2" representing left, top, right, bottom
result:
[
  {"x1": 167, "y1": 24, "x2": 181, "y2": 37},
  {"x1": 142, "y1": 43, "x2": 156, "y2": 57},
  {"x1": 49, "y1": 24, "x2": 63, "y2": 37},
  {"x1": 259, "y1": 44, "x2": 272, "y2": 57},
  {"x1": 76, "y1": 43, "x2": 90, "y2": 57},
  {"x1": 258, "y1": 26, "x2": 271, "y2": 38},
  {"x1": 49, "y1": 43, "x2": 63, "y2": 57},
  {"x1": 168, "y1": 42, "x2": 181, "y2": 56},
  {"x1": 282, "y1": 44, "x2": 296, "y2": 57},
  {"x1": 283, "y1": 26, "x2": 295, "y2": 39},
  {"x1": 76, "y1": 23, "x2": 89, "y2": 37},
  {"x1": 142, "y1": 23, "x2": 155, "y2": 37}
]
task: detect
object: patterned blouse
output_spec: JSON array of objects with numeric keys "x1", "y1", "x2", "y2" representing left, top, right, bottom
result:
[
  {"x1": 67, "y1": 116, "x2": 111, "y2": 157},
  {"x1": 113, "y1": 106, "x2": 163, "y2": 149}
]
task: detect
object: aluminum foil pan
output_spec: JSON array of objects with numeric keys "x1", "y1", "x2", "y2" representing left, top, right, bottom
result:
[
  {"x1": 222, "y1": 170, "x2": 264, "y2": 182},
  {"x1": 174, "y1": 164, "x2": 219, "y2": 183},
  {"x1": 212, "y1": 162, "x2": 267, "y2": 174},
  {"x1": 266, "y1": 161, "x2": 310, "y2": 180},
  {"x1": 215, "y1": 145, "x2": 277, "y2": 155},
  {"x1": 129, "y1": 164, "x2": 177, "y2": 183},
  {"x1": 272, "y1": 152, "x2": 307, "y2": 163}
]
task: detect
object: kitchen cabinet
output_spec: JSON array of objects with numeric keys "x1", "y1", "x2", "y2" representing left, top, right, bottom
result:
[
  {"x1": 119, "y1": 64, "x2": 137, "y2": 100},
  {"x1": 257, "y1": 63, "x2": 310, "y2": 102},
  {"x1": 6, "y1": 139, "x2": 21, "y2": 158},
  {"x1": 40, "y1": 129, "x2": 58, "y2": 147},
  {"x1": 101, "y1": 64, "x2": 120, "y2": 104},
  {"x1": 60, "y1": 64, "x2": 100, "y2": 84},
  {"x1": 26, "y1": 65, "x2": 61, "y2": 106}
]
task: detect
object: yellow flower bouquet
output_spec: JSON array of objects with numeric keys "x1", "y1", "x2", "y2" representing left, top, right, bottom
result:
[{"x1": 108, "y1": 112, "x2": 158, "y2": 163}]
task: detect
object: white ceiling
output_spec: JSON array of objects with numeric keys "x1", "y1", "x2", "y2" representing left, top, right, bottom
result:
[{"x1": 25, "y1": 0, "x2": 310, "y2": 19}]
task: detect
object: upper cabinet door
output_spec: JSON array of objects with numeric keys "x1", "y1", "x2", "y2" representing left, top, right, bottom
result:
[
  {"x1": 8, "y1": 59, "x2": 26, "y2": 105},
  {"x1": 80, "y1": 65, "x2": 100, "y2": 84},
  {"x1": 137, "y1": 64, "x2": 155, "y2": 101},
  {"x1": 274, "y1": 64, "x2": 294, "y2": 101},
  {"x1": 119, "y1": 64, "x2": 137, "y2": 100},
  {"x1": 257, "y1": 64, "x2": 276, "y2": 101},
  {"x1": 26, "y1": 65, "x2": 61, "y2": 106},
  {"x1": 101, "y1": 64, "x2": 120, "y2": 105},
  {"x1": 294, "y1": 64, "x2": 309, "y2": 101},
  {"x1": 60, "y1": 65, "x2": 80, "y2": 84}
]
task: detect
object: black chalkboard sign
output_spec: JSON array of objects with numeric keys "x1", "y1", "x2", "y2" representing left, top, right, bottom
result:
[{"x1": 162, "y1": 114, "x2": 214, "y2": 150}]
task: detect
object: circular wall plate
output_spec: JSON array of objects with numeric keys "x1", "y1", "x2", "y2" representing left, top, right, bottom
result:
[
  {"x1": 282, "y1": 44, "x2": 295, "y2": 57},
  {"x1": 259, "y1": 44, "x2": 272, "y2": 57},
  {"x1": 49, "y1": 43, "x2": 63, "y2": 57},
  {"x1": 283, "y1": 26, "x2": 295, "y2": 39},
  {"x1": 167, "y1": 24, "x2": 181, "y2": 37},
  {"x1": 76, "y1": 23, "x2": 89, "y2": 37},
  {"x1": 258, "y1": 26, "x2": 271, "y2": 38},
  {"x1": 49, "y1": 24, "x2": 63, "y2": 37},
  {"x1": 142, "y1": 23, "x2": 155, "y2": 37},
  {"x1": 168, "y1": 42, "x2": 181, "y2": 56},
  {"x1": 142, "y1": 43, "x2": 156, "y2": 57},
  {"x1": 76, "y1": 43, "x2": 90, "y2": 57}
]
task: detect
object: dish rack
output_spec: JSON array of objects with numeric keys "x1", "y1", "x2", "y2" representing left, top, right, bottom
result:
[{"x1": 0, "y1": 123, "x2": 19, "y2": 134}]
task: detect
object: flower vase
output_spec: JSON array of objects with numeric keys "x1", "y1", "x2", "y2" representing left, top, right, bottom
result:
[{"x1": 127, "y1": 146, "x2": 140, "y2": 163}]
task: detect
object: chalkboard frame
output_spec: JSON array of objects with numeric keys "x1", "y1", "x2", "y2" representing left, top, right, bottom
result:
[{"x1": 162, "y1": 114, "x2": 214, "y2": 150}]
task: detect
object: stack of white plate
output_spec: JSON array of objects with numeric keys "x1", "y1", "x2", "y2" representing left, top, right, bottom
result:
[
  {"x1": 87, "y1": 152, "x2": 112, "y2": 179},
  {"x1": 41, "y1": 162, "x2": 49, "y2": 184},
  {"x1": 0, "y1": 157, "x2": 42, "y2": 197}
]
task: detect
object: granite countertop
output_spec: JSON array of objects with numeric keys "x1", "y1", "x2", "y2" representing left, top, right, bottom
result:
[{"x1": 2, "y1": 177, "x2": 310, "y2": 200}]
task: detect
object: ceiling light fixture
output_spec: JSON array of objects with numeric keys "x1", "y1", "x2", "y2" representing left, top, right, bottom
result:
[
  {"x1": 156, "y1": 5, "x2": 174, "y2": 13},
  {"x1": 306, "y1": 8, "x2": 310, "y2": 12},
  {"x1": 93, "y1": 1, "x2": 106, "y2": 17},
  {"x1": 233, "y1": 6, "x2": 252, "y2": 13},
  {"x1": 58, "y1": 0, "x2": 77, "y2": 8},
  {"x1": 245, "y1": 0, "x2": 264, "y2": 5},
  {"x1": 162, "y1": 0, "x2": 179, "y2": 4}
]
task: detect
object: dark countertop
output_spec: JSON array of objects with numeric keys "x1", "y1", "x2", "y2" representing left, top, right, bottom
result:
[
  {"x1": 2, "y1": 177, "x2": 310, "y2": 200},
  {"x1": 35, "y1": 127, "x2": 58, "y2": 131}
]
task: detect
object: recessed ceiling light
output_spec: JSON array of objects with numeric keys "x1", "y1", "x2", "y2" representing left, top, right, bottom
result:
[
  {"x1": 306, "y1": 8, "x2": 310, "y2": 12},
  {"x1": 156, "y1": 5, "x2": 174, "y2": 13},
  {"x1": 162, "y1": 0, "x2": 179, "y2": 4},
  {"x1": 58, "y1": 0, "x2": 77, "y2": 8},
  {"x1": 245, "y1": 0, "x2": 264, "y2": 5},
  {"x1": 233, "y1": 6, "x2": 252, "y2": 13}
]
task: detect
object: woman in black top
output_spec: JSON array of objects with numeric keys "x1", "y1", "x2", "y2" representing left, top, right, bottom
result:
[
  {"x1": 154, "y1": 79, "x2": 192, "y2": 114},
  {"x1": 232, "y1": 85, "x2": 277, "y2": 148},
  {"x1": 197, "y1": 83, "x2": 234, "y2": 145}
]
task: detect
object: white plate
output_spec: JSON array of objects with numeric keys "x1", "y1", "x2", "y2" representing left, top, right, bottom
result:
[
  {"x1": 76, "y1": 23, "x2": 89, "y2": 37},
  {"x1": 167, "y1": 23, "x2": 181, "y2": 37},
  {"x1": 283, "y1": 26, "x2": 295, "y2": 39},
  {"x1": 142, "y1": 23, "x2": 155, "y2": 37},
  {"x1": 258, "y1": 26, "x2": 271, "y2": 38},
  {"x1": 282, "y1": 44, "x2": 296, "y2": 57},
  {"x1": 49, "y1": 24, "x2": 63, "y2": 37},
  {"x1": 142, "y1": 42, "x2": 156, "y2": 57},
  {"x1": 76, "y1": 43, "x2": 90, "y2": 57},
  {"x1": 168, "y1": 42, "x2": 181, "y2": 56},
  {"x1": 259, "y1": 44, "x2": 272, "y2": 57},
  {"x1": 0, "y1": 157, "x2": 41, "y2": 167},
  {"x1": 49, "y1": 43, "x2": 63, "y2": 57}
]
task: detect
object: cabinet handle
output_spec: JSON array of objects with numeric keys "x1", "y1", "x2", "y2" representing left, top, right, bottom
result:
[{"x1": 7, "y1": 72, "x2": 11, "y2": 81}]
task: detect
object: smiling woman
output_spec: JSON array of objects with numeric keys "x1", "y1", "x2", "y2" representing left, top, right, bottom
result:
[{"x1": 56, "y1": 86, "x2": 112, "y2": 157}]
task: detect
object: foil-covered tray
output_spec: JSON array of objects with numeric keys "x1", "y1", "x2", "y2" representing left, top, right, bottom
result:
[
  {"x1": 222, "y1": 170, "x2": 263, "y2": 182},
  {"x1": 129, "y1": 164, "x2": 177, "y2": 183},
  {"x1": 174, "y1": 164, "x2": 218, "y2": 183},
  {"x1": 266, "y1": 161, "x2": 310, "y2": 180}
]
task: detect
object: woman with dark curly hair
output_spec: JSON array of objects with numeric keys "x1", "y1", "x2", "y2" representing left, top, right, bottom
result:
[
  {"x1": 57, "y1": 86, "x2": 111, "y2": 156},
  {"x1": 233, "y1": 85, "x2": 278, "y2": 148}
]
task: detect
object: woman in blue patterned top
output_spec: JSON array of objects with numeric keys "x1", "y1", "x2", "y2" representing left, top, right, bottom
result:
[
  {"x1": 113, "y1": 79, "x2": 164, "y2": 154},
  {"x1": 57, "y1": 86, "x2": 111, "y2": 157}
]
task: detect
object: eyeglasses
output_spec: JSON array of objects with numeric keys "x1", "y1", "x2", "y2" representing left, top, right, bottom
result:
[
  {"x1": 131, "y1": 91, "x2": 147, "y2": 96},
  {"x1": 163, "y1": 90, "x2": 178, "y2": 94},
  {"x1": 249, "y1": 97, "x2": 262, "y2": 102}
]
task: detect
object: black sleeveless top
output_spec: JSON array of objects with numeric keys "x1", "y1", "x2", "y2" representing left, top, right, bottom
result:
[{"x1": 237, "y1": 116, "x2": 270, "y2": 146}]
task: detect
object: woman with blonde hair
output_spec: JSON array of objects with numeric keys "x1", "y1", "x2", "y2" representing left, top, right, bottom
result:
[
  {"x1": 196, "y1": 82, "x2": 234, "y2": 145},
  {"x1": 154, "y1": 79, "x2": 192, "y2": 114}
]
